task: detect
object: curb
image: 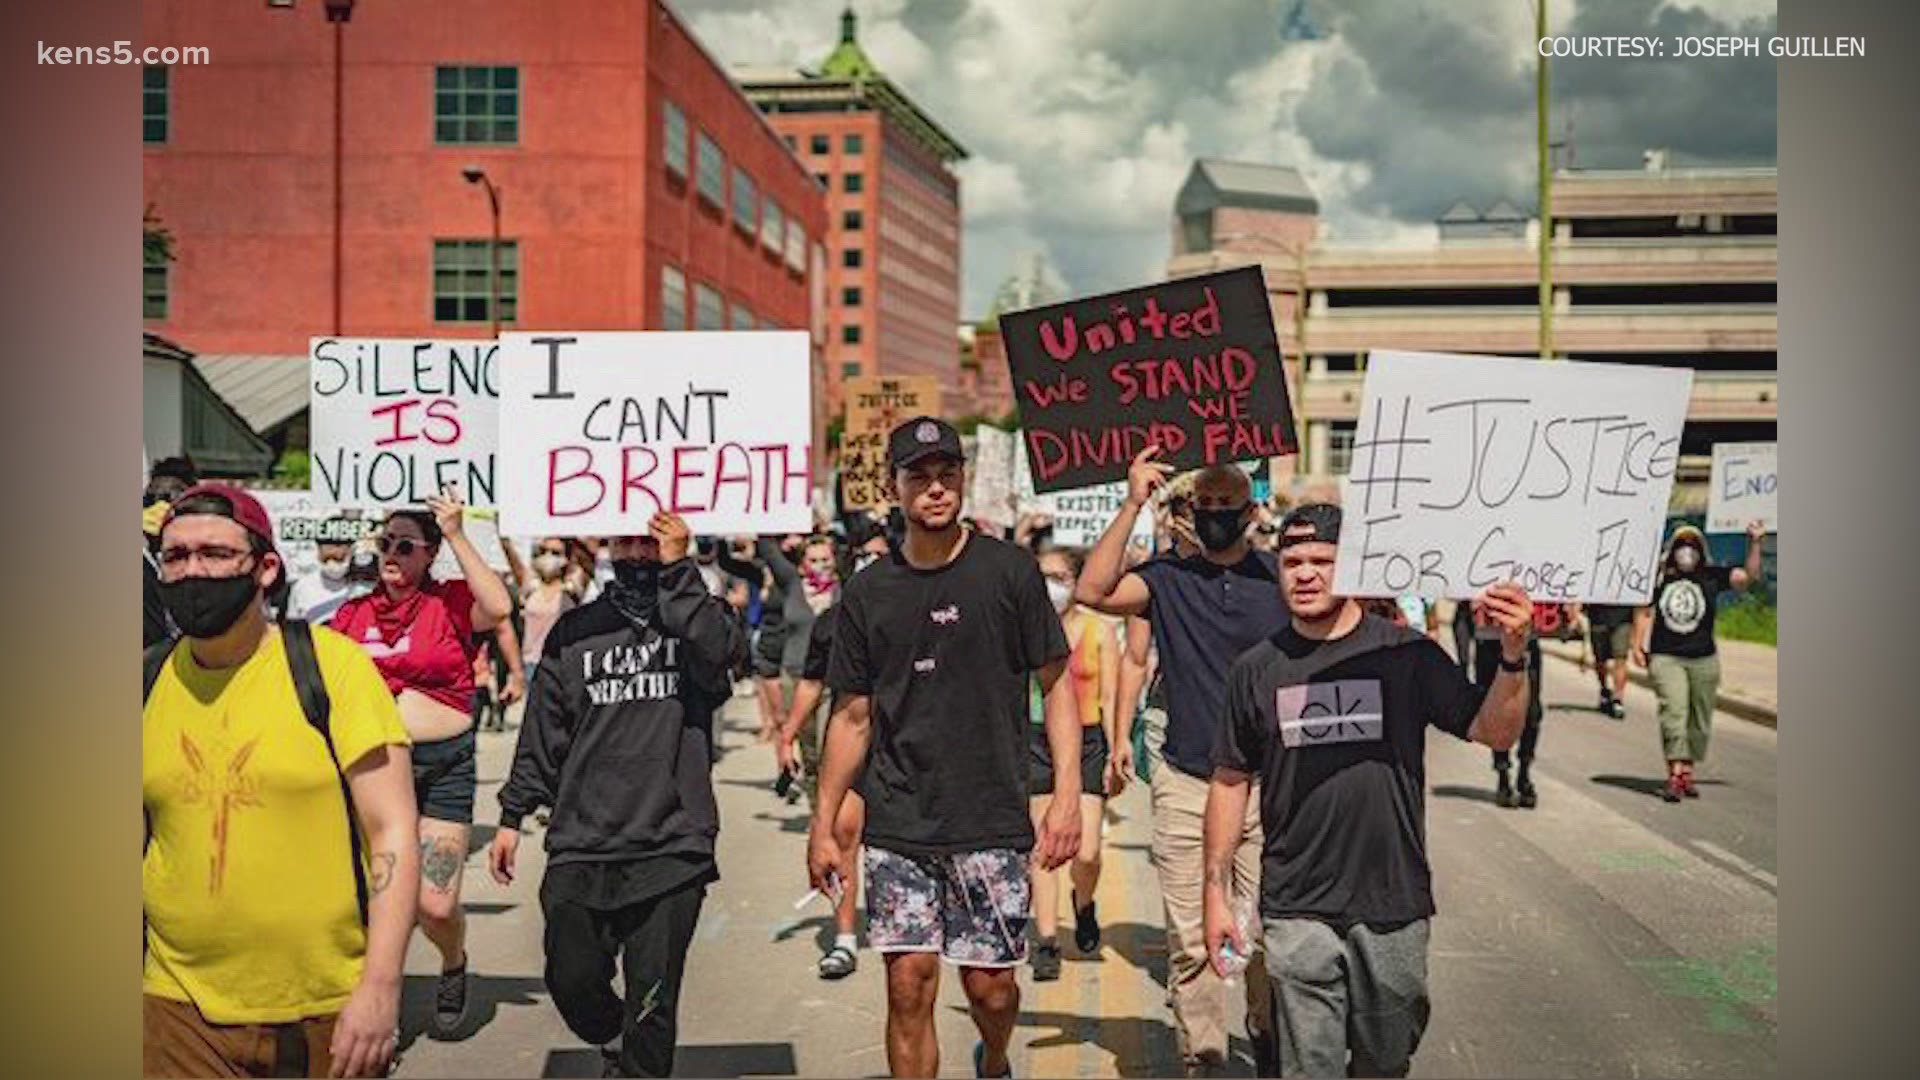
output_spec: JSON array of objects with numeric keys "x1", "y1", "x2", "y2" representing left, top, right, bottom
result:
[{"x1": 1537, "y1": 640, "x2": 1777, "y2": 730}]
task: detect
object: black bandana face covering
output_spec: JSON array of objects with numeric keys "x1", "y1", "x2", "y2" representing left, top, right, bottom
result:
[
  {"x1": 158, "y1": 572, "x2": 261, "y2": 638},
  {"x1": 607, "y1": 559, "x2": 660, "y2": 625}
]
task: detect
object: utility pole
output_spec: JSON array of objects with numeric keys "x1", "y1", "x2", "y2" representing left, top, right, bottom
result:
[
  {"x1": 326, "y1": 0, "x2": 355, "y2": 335},
  {"x1": 1537, "y1": 0, "x2": 1554, "y2": 361}
]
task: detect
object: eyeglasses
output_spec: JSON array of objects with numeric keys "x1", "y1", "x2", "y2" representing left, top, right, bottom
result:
[
  {"x1": 158, "y1": 545, "x2": 254, "y2": 572},
  {"x1": 377, "y1": 536, "x2": 426, "y2": 557}
]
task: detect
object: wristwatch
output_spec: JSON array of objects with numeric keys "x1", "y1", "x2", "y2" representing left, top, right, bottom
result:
[{"x1": 1498, "y1": 653, "x2": 1528, "y2": 673}]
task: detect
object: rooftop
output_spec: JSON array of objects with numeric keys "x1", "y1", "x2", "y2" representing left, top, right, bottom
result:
[{"x1": 1176, "y1": 159, "x2": 1319, "y2": 217}]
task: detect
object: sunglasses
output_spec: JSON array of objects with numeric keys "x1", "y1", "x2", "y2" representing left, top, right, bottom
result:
[{"x1": 376, "y1": 536, "x2": 427, "y2": 557}]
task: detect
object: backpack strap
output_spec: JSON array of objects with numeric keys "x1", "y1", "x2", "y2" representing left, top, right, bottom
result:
[{"x1": 282, "y1": 620, "x2": 370, "y2": 925}]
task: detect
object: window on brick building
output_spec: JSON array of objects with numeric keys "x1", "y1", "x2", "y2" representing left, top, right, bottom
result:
[
  {"x1": 842, "y1": 324, "x2": 862, "y2": 345},
  {"x1": 143, "y1": 65, "x2": 169, "y2": 144},
  {"x1": 810, "y1": 134, "x2": 829, "y2": 154},
  {"x1": 731, "y1": 305, "x2": 756, "y2": 331},
  {"x1": 732, "y1": 167, "x2": 757, "y2": 234},
  {"x1": 842, "y1": 209, "x2": 863, "y2": 231},
  {"x1": 696, "y1": 132, "x2": 725, "y2": 207},
  {"x1": 432, "y1": 239, "x2": 519, "y2": 324},
  {"x1": 144, "y1": 249, "x2": 168, "y2": 321},
  {"x1": 844, "y1": 173, "x2": 864, "y2": 194},
  {"x1": 842, "y1": 287, "x2": 861, "y2": 307},
  {"x1": 660, "y1": 265, "x2": 686, "y2": 331},
  {"x1": 434, "y1": 66, "x2": 519, "y2": 144},
  {"x1": 841, "y1": 361, "x2": 861, "y2": 378},
  {"x1": 761, "y1": 200, "x2": 785, "y2": 253},
  {"x1": 662, "y1": 100, "x2": 688, "y2": 177},
  {"x1": 844, "y1": 133, "x2": 863, "y2": 154},
  {"x1": 694, "y1": 283, "x2": 724, "y2": 331},
  {"x1": 843, "y1": 248, "x2": 863, "y2": 269}
]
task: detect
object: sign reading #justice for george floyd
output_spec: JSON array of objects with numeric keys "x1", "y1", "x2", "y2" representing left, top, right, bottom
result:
[
  {"x1": 496, "y1": 331, "x2": 813, "y2": 537},
  {"x1": 1331, "y1": 350, "x2": 1693, "y2": 605},
  {"x1": 999, "y1": 265, "x2": 1297, "y2": 494}
]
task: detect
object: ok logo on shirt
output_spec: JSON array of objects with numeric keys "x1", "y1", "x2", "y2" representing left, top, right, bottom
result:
[{"x1": 1276, "y1": 680, "x2": 1384, "y2": 749}]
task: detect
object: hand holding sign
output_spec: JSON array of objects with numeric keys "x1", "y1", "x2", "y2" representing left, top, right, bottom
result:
[
  {"x1": 1747, "y1": 520, "x2": 1768, "y2": 542},
  {"x1": 1476, "y1": 581, "x2": 1536, "y2": 661},
  {"x1": 426, "y1": 485, "x2": 467, "y2": 540},
  {"x1": 1126, "y1": 444, "x2": 1174, "y2": 509},
  {"x1": 651, "y1": 511, "x2": 691, "y2": 564}
]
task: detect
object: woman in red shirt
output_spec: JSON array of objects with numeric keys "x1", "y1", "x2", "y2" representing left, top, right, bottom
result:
[{"x1": 330, "y1": 488, "x2": 512, "y2": 1038}]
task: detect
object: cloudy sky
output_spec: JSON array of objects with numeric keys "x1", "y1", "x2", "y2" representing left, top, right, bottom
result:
[{"x1": 682, "y1": 0, "x2": 1778, "y2": 318}]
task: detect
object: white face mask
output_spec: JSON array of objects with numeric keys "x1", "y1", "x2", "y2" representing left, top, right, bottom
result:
[
  {"x1": 1046, "y1": 579, "x2": 1074, "y2": 614},
  {"x1": 533, "y1": 552, "x2": 567, "y2": 579},
  {"x1": 318, "y1": 558, "x2": 349, "y2": 583},
  {"x1": 1673, "y1": 546, "x2": 1701, "y2": 572}
]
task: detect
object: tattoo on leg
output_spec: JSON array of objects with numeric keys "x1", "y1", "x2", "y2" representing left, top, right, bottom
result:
[
  {"x1": 421, "y1": 837, "x2": 465, "y2": 892},
  {"x1": 367, "y1": 851, "x2": 397, "y2": 898}
]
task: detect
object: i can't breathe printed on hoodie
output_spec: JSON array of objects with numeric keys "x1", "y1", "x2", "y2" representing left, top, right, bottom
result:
[{"x1": 497, "y1": 558, "x2": 747, "y2": 865}]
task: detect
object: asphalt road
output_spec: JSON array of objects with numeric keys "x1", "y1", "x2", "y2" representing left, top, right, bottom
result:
[{"x1": 391, "y1": 651, "x2": 1775, "y2": 1078}]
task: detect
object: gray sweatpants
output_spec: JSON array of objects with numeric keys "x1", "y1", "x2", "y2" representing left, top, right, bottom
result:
[{"x1": 1262, "y1": 917, "x2": 1431, "y2": 1078}]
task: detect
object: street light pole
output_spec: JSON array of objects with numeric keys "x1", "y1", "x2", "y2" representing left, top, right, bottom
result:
[
  {"x1": 326, "y1": 0, "x2": 354, "y2": 336},
  {"x1": 463, "y1": 167, "x2": 503, "y2": 338}
]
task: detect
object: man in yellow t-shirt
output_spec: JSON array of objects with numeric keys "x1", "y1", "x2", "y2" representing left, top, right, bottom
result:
[{"x1": 143, "y1": 484, "x2": 419, "y2": 1079}]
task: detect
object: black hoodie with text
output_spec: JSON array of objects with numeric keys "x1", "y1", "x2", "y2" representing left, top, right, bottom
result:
[{"x1": 497, "y1": 558, "x2": 747, "y2": 865}]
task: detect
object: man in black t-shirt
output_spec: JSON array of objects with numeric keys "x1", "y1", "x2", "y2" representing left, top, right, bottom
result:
[
  {"x1": 811, "y1": 417, "x2": 1082, "y2": 1080},
  {"x1": 1203, "y1": 504, "x2": 1535, "y2": 1078},
  {"x1": 1632, "y1": 521, "x2": 1765, "y2": 801},
  {"x1": 1075, "y1": 446, "x2": 1288, "y2": 1076}
]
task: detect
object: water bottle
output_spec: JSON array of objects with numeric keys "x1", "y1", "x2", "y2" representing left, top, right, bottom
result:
[{"x1": 1218, "y1": 896, "x2": 1258, "y2": 985}]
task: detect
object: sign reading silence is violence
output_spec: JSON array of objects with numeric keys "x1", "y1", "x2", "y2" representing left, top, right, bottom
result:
[
  {"x1": 308, "y1": 337, "x2": 501, "y2": 508},
  {"x1": 998, "y1": 265, "x2": 1297, "y2": 493}
]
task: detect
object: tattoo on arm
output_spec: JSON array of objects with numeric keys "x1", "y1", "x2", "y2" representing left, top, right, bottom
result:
[
  {"x1": 1206, "y1": 859, "x2": 1233, "y2": 892},
  {"x1": 366, "y1": 851, "x2": 397, "y2": 898}
]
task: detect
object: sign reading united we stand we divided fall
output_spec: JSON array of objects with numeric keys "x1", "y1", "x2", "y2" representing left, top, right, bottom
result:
[{"x1": 999, "y1": 265, "x2": 1298, "y2": 494}]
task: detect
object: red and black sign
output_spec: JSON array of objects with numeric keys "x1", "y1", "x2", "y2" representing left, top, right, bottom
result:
[{"x1": 999, "y1": 265, "x2": 1298, "y2": 493}]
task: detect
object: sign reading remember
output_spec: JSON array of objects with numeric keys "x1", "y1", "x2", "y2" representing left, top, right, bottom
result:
[
  {"x1": 309, "y1": 338, "x2": 500, "y2": 508},
  {"x1": 1332, "y1": 351, "x2": 1693, "y2": 604},
  {"x1": 497, "y1": 332, "x2": 813, "y2": 536},
  {"x1": 1000, "y1": 266, "x2": 1297, "y2": 493},
  {"x1": 1707, "y1": 441, "x2": 1777, "y2": 534}
]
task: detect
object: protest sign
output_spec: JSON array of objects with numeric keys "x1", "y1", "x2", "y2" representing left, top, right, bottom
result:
[
  {"x1": 840, "y1": 375, "x2": 942, "y2": 510},
  {"x1": 251, "y1": 489, "x2": 373, "y2": 583},
  {"x1": 999, "y1": 265, "x2": 1296, "y2": 493},
  {"x1": 497, "y1": 331, "x2": 813, "y2": 536},
  {"x1": 1331, "y1": 350, "x2": 1693, "y2": 604},
  {"x1": 1048, "y1": 481, "x2": 1153, "y2": 547},
  {"x1": 430, "y1": 509, "x2": 513, "y2": 577},
  {"x1": 970, "y1": 425, "x2": 1016, "y2": 530},
  {"x1": 1707, "y1": 441, "x2": 1777, "y2": 533},
  {"x1": 1012, "y1": 435, "x2": 1058, "y2": 519},
  {"x1": 309, "y1": 337, "x2": 500, "y2": 508}
]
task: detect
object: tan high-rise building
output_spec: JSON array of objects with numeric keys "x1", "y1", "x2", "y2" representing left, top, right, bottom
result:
[
  {"x1": 738, "y1": 8, "x2": 968, "y2": 419},
  {"x1": 1168, "y1": 155, "x2": 1777, "y2": 508}
]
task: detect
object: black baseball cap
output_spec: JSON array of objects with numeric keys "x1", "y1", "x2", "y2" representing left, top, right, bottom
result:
[
  {"x1": 888, "y1": 416, "x2": 966, "y2": 471},
  {"x1": 1278, "y1": 502, "x2": 1342, "y2": 546}
]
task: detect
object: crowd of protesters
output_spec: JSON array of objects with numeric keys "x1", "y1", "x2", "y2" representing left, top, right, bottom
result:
[{"x1": 139, "y1": 428, "x2": 1768, "y2": 1078}]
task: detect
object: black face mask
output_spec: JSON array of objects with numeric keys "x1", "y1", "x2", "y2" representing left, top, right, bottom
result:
[
  {"x1": 607, "y1": 558, "x2": 660, "y2": 625},
  {"x1": 157, "y1": 572, "x2": 261, "y2": 639},
  {"x1": 1193, "y1": 506, "x2": 1248, "y2": 552}
]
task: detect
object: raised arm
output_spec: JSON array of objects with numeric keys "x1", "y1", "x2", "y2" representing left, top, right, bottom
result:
[
  {"x1": 1731, "y1": 520, "x2": 1765, "y2": 591},
  {"x1": 1076, "y1": 446, "x2": 1171, "y2": 617},
  {"x1": 426, "y1": 489, "x2": 511, "y2": 629},
  {"x1": 1464, "y1": 582, "x2": 1535, "y2": 750},
  {"x1": 755, "y1": 536, "x2": 800, "y2": 589},
  {"x1": 652, "y1": 514, "x2": 749, "y2": 695}
]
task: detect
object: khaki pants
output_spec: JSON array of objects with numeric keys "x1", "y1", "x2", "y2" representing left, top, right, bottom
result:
[
  {"x1": 1149, "y1": 764, "x2": 1273, "y2": 1067},
  {"x1": 1649, "y1": 653, "x2": 1721, "y2": 762},
  {"x1": 143, "y1": 995, "x2": 337, "y2": 1078}
]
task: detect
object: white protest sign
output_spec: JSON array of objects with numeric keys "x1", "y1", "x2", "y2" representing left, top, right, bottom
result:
[
  {"x1": 497, "y1": 331, "x2": 813, "y2": 536},
  {"x1": 1048, "y1": 482, "x2": 1153, "y2": 547},
  {"x1": 309, "y1": 337, "x2": 500, "y2": 508},
  {"x1": 250, "y1": 489, "x2": 374, "y2": 582},
  {"x1": 1706, "y1": 441, "x2": 1777, "y2": 534},
  {"x1": 431, "y1": 509, "x2": 513, "y2": 578},
  {"x1": 970, "y1": 426, "x2": 1016, "y2": 530},
  {"x1": 1012, "y1": 435, "x2": 1059, "y2": 519},
  {"x1": 1333, "y1": 350, "x2": 1693, "y2": 604}
]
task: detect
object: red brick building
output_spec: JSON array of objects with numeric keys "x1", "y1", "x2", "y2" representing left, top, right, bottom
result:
[
  {"x1": 737, "y1": 8, "x2": 966, "y2": 417},
  {"x1": 142, "y1": 0, "x2": 829, "y2": 449}
]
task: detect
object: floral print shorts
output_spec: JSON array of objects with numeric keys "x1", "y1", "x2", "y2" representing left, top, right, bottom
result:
[{"x1": 863, "y1": 846, "x2": 1032, "y2": 967}]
